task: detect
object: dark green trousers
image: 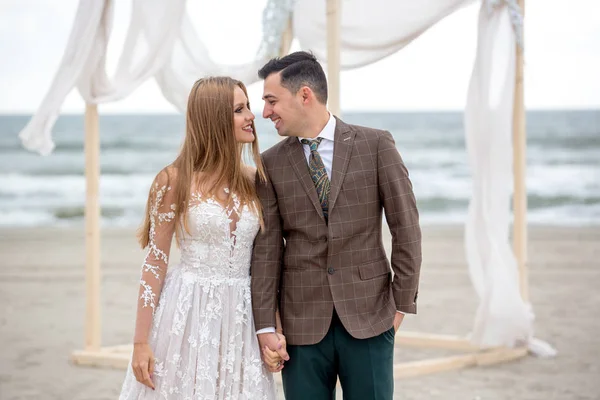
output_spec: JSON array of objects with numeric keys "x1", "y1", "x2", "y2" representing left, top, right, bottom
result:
[{"x1": 281, "y1": 311, "x2": 395, "y2": 400}]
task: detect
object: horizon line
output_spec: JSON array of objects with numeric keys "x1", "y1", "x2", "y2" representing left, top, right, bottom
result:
[{"x1": 2, "y1": 107, "x2": 599, "y2": 117}]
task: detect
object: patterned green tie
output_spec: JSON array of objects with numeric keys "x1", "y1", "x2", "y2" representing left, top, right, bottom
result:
[{"x1": 300, "y1": 138, "x2": 330, "y2": 221}]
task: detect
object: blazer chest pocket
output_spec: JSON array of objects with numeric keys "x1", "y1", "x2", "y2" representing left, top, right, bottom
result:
[{"x1": 358, "y1": 258, "x2": 390, "y2": 280}]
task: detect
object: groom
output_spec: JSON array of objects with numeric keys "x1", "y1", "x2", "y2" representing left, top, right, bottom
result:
[{"x1": 251, "y1": 51, "x2": 422, "y2": 399}]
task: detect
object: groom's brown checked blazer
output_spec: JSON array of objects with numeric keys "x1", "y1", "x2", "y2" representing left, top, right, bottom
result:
[{"x1": 251, "y1": 117, "x2": 422, "y2": 346}]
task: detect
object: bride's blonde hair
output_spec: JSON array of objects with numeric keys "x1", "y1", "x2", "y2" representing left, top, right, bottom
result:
[{"x1": 138, "y1": 77, "x2": 266, "y2": 248}]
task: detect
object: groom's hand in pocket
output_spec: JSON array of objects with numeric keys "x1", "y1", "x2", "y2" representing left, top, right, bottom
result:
[{"x1": 393, "y1": 311, "x2": 405, "y2": 333}]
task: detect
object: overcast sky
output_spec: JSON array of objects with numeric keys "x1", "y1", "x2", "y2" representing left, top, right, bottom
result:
[{"x1": 1, "y1": 0, "x2": 599, "y2": 113}]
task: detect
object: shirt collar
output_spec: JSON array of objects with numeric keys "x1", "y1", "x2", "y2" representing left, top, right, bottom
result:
[{"x1": 298, "y1": 112, "x2": 336, "y2": 143}]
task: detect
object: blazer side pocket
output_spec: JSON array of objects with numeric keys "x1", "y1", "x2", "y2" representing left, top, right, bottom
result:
[{"x1": 358, "y1": 258, "x2": 390, "y2": 280}]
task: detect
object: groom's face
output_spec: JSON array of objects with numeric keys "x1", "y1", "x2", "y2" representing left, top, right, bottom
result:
[{"x1": 262, "y1": 72, "x2": 306, "y2": 137}]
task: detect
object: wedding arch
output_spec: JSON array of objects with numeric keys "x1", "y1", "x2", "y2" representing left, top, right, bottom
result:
[{"x1": 18, "y1": 0, "x2": 555, "y2": 378}]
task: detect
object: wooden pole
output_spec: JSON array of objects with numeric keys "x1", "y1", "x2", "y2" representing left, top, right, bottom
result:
[
  {"x1": 512, "y1": 0, "x2": 528, "y2": 302},
  {"x1": 279, "y1": 16, "x2": 293, "y2": 57},
  {"x1": 326, "y1": 0, "x2": 341, "y2": 116},
  {"x1": 84, "y1": 103, "x2": 101, "y2": 350}
]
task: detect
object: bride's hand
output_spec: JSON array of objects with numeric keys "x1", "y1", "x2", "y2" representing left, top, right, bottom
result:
[
  {"x1": 131, "y1": 343, "x2": 156, "y2": 390},
  {"x1": 262, "y1": 332, "x2": 287, "y2": 373}
]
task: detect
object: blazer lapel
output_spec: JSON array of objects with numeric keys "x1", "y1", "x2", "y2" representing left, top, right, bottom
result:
[
  {"x1": 285, "y1": 138, "x2": 326, "y2": 221},
  {"x1": 329, "y1": 117, "x2": 355, "y2": 213}
]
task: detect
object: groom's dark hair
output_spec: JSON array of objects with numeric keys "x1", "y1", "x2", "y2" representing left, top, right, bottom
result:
[{"x1": 258, "y1": 51, "x2": 328, "y2": 104}]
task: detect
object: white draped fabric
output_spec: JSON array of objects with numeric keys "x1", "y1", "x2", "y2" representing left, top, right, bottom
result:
[
  {"x1": 465, "y1": 2, "x2": 529, "y2": 347},
  {"x1": 154, "y1": 0, "x2": 295, "y2": 111},
  {"x1": 18, "y1": 0, "x2": 555, "y2": 357},
  {"x1": 465, "y1": 2, "x2": 555, "y2": 356},
  {"x1": 18, "y1": 2, "x2": 110, "y2": 156},
  {"x1": 293, "y1": 0, "x2": 475, "y2": 69},
  {"x1": 19, "y1": 0, "x2": 292, "y2": 155}
]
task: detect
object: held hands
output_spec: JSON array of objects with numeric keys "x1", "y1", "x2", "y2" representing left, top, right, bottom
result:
[
  {"x1": 258, "y1": 332, "x2": 289, "y2": 373},
  {"x1": 131, "y1": 342, "x2": 156, "y2": 390}
]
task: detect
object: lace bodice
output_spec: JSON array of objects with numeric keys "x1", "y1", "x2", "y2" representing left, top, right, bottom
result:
[
  {"x1": 179, "y1": 192, "x2": 259, "y2": 280},
  {"x1": 133, "y1": 171, "x2": 260, "y2": 343}
]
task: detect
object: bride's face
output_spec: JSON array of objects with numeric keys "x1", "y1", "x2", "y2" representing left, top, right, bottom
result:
[{"x1": 233, "y1": 86, "x2": 255, "y2": 143}]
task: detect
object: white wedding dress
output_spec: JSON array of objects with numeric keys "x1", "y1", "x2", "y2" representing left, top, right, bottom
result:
[{"x1": 119, "y1": 171, "x2": 276, "y2": 399}]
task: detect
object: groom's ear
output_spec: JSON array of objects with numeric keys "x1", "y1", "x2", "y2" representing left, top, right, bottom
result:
[{"x1": 300, "y1": 86, "x2": 312, "y2": 104}]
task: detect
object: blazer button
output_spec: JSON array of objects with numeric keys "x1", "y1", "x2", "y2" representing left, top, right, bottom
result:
[{"x1": 327, "y1": 267, "x2": 335, "y2": 275}]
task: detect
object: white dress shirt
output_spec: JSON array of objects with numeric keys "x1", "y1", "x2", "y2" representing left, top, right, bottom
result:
[{"x1": 298, "y1": 112, "x2": 336, "y2": 179}]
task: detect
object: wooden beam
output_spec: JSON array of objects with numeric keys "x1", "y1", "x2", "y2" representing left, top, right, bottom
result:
[
  {"x1": 475, "y1": 346, "x2": 528, "y2": 366},
  {"x1": 396, "y1": 331, "x2": 484, "y2": 351},
  {"x1": 513, "y1": 0, "x2": 528, "y2": 302},
  {"x1": 71, "y1": 349, "x2": 129, "y2": 369},
  {"x1": 277, "y1": 17, "x2": 294, "y2": 144},
  {"x1": 326, "y1": 0, "x2": 341, "y2": 116},
  {"x1": 70, "y1": 342, "x2": 527, "y2": 380},
  {"x1": 84, "y1": 103, "x2": 101, "y2": 351},
  {"x1": 101, "y1": 344, "x2": 133, "y2": 353},
  {"x1": 279, "y1": 16, "x2": 293, "y2": 57},
  {"x1": 393, "y1": 347, "x2": 528, "y2": 379}
]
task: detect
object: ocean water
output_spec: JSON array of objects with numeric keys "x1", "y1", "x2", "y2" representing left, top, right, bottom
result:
[{"x1": 0, "y1": 111, "x2": 598, "y2": 227}]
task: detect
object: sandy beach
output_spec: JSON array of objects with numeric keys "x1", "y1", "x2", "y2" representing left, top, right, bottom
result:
[{"x1": 1, "y1": 225, "x2": 599, "y2": 399}]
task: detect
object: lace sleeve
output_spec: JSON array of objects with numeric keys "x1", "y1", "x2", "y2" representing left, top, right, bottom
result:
[{"x1": 133, "y1": 170, "x2": 177, "y2": 343}]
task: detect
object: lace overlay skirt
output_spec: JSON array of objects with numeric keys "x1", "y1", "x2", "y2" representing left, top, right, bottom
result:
[{"x1": 119, "y1": 267, "x2": 277, "y2": 399}]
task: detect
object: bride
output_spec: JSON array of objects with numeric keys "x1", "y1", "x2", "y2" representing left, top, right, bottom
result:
[{"x1": 119, "y1": 77, "x2": 284, "y2": 399}]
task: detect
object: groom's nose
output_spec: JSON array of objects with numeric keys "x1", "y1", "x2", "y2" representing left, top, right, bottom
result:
[{"x1": 262, "y1": 104, "x2": 272, "y2": 119}]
